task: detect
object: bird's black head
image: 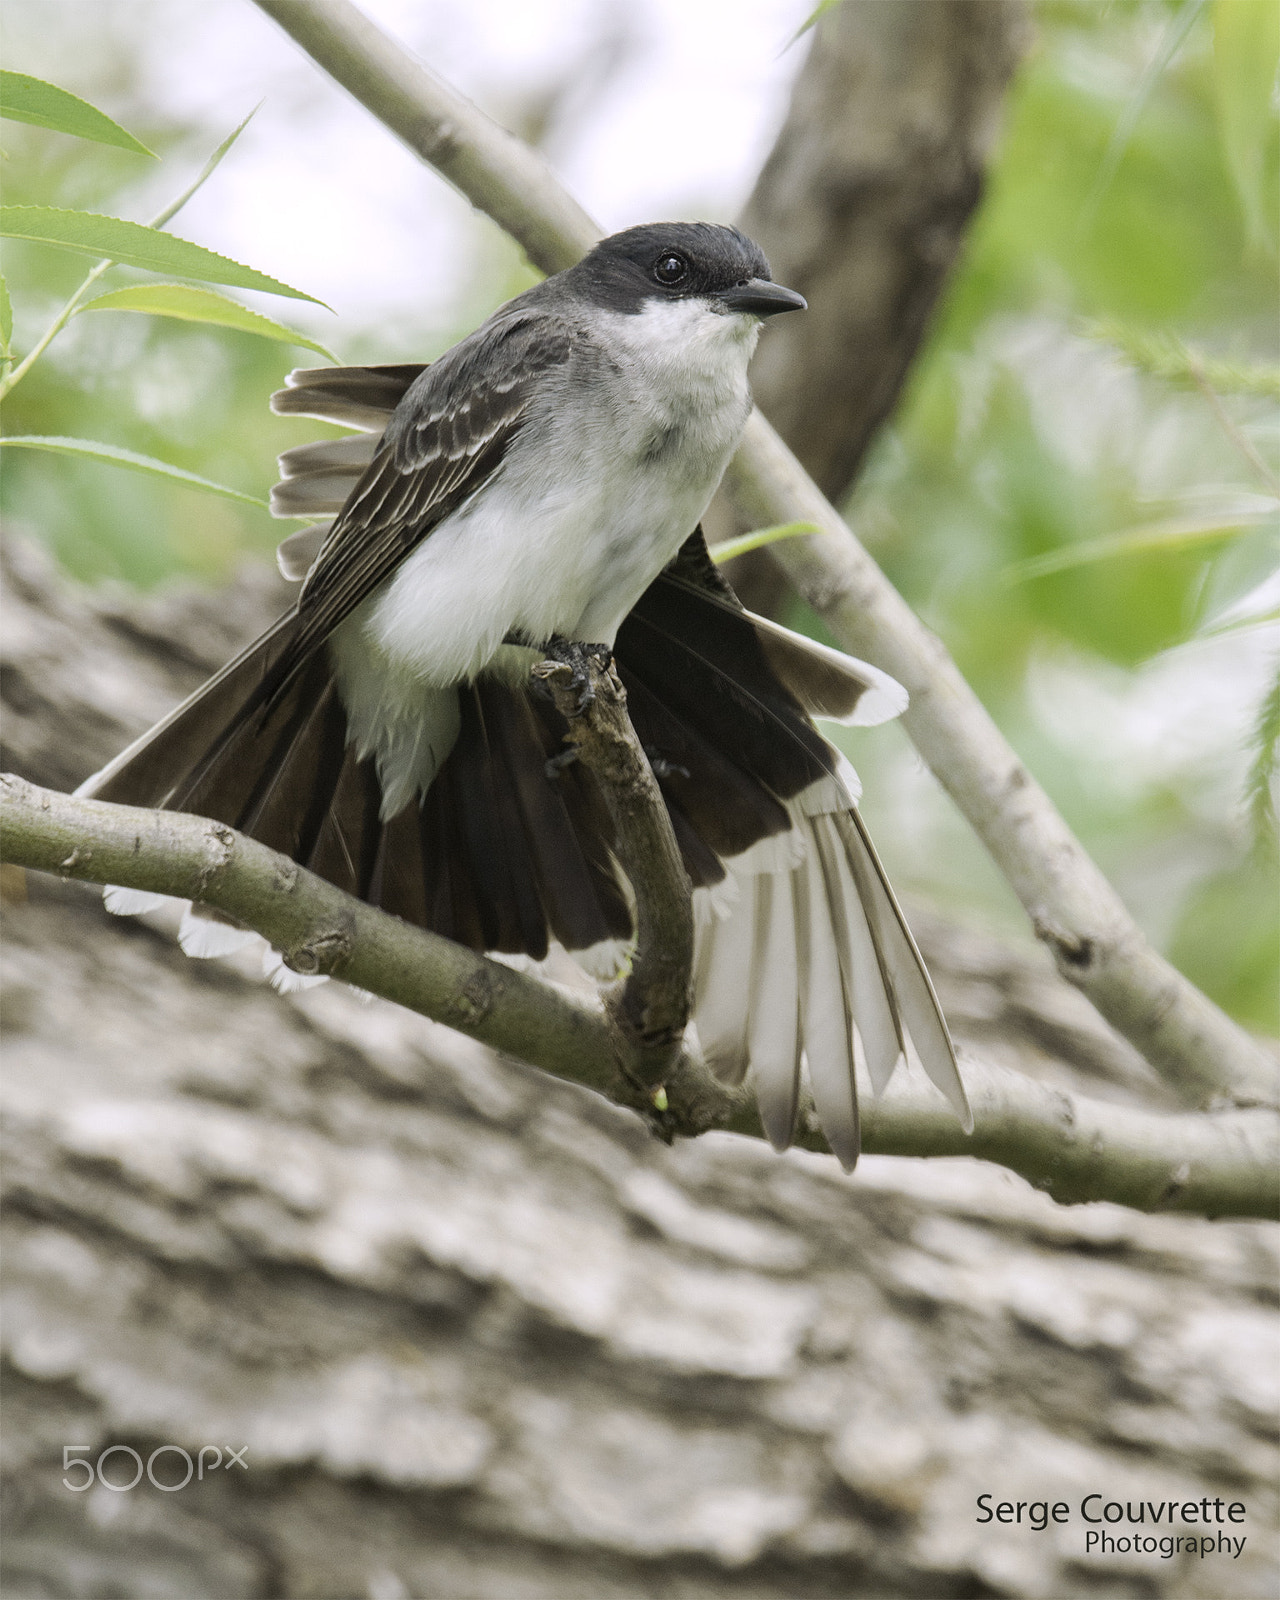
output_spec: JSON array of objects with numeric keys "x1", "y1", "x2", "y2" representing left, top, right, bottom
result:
[{"x1": 568, "y1": 222, "x2": 806, "y2": 319}]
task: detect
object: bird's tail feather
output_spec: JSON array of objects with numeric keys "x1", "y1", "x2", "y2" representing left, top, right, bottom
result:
[
  {"x1": 78, "y1": 625, "x2": 634, "y2": 960},
  {"x1": 77, "y1": 606, "x2": 305, "y2": 811},
  {"x1": 690, "y1": 786, "x2": 970, "y2": 1170}
]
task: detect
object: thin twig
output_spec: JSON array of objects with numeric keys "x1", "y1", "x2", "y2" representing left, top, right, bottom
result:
[
  {"x1": 251, "y1": 0, "x2": 1278, "y2": 1110},
  {"x1": 1185, "y1": 352, "x2": 1280, "y2": 497},
  {"x1": 532, "y1": 652, "x2": 694, "y2": 1092},
  {"x1": 2, "y1": 774, "x2": 1274, "y2": 1219},
  {"x1": 253, "y1": 0, "x2": 600, "y2": 273}
]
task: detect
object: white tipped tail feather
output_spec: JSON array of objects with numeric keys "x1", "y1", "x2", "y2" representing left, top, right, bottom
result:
[{"x1": 692, "y1": 771, "x2": 970, "y2": 1171}]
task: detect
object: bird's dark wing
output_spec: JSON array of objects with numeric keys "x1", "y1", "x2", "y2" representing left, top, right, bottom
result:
[
  {"x1": 82, "y1": 319, "x2": 572, "y2": 814},
  {"x1": 270, "y1": 361, "x2": 429, "y2": 432},
  {"x1": 276, "y1": 311, "x2": 574, "y2": 675}
]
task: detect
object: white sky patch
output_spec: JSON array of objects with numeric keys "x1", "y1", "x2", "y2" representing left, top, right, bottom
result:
[
  {"x1": 1025, "y1": 627, "x2": 1279, "y2": 825},
  {"x1": 7, "y1": 0, "x2": 807, "y2": 342}
]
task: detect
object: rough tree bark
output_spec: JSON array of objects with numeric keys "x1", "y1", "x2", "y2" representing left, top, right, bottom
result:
[
  {"x1": 743, "y1": 0, "x2": 1027, "y2": 506},
  {"x1": 3, "y1": 546, "x2": 1277, "y2": 1600}
]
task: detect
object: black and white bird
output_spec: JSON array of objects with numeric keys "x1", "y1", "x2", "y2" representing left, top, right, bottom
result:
[{"x1": 79, "y1": 221, "x2": 970, "y2": 1168}]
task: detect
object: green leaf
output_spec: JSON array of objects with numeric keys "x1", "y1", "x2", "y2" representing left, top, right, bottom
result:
[
  {"x1": 0, "y1": 435, "x2": 267, "y2": 506},
  {"x1": 0, "y1": 70, "x2": 155, "y2": 156},
  {"x1": 708, "y1": 522, "x2": 819, "y2": 564},
  {"x1": 1245, "y1": 660, "x2": 1280, "y2": 852},
  {"x1": 1201, "y1": 604, "x2": 1280, "y2": 638},
  {"x1": 1079, "y1": 0, "x2": 1206, "y2": 229},
  {"x1": 1002, "y1": 510, "x2": 1278, "y2": 584},
  {"x1": 0, "y1": 206, "x2": 325, "y2": 304},
  {"x1": 1213, "y1": 0, "x2": 1280, "y2": 252},
  {"x1": 0, "y1": 269, "x2": 11, "y2": 358},
  {"x1": 78, "y1": 283, "x2": 335, "y2": 359},
  {"x1": 151, "y1": 106, "x2": 260, "y2": 233},
  {"x1": 788, "y1": 0, "x2": 843, "y2": 46}
]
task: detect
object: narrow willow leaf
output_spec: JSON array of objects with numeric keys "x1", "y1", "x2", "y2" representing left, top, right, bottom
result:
[
  {"x1": 1212, "y1": 0, "x2": 1280, "y2": 253},
  {"x1": 1003, "y1": 511, "x2": 1277, "y2": 584},
  {"x1": 0, "y1": 269, "x2": 11, "y2": 356},
  {"x1": 1080, "y1": 0, "x2": 1206, "y2": 228},
  {"x1": 709, "y1": 522, "x2": 819, "y2": 564},
  {"x1": 1201, "y1": 605, "x2": 1280, "y2": 638},
  {"x1": 788, "y1": 0, "x2": 844, "y2": 46},
  {"x1": 0, "y1": 206, "x2": 324, "y2": 304},
  {"x1": 79, "y1": 283, "x2": 335, "y2": 359},
  {"x1": 1244, "y1": 662, "x2": 1280, "y2": 852},
  {"x1": 152, "y1": 106, "x2": 260, "y2": 233},
  {"x1": 0, "y1": 435, "x2": 267, "y2": 506},
  {"x1": 1200, "y1": 567, "x2": 1280, "y2": 636},
  {"x1": 0, "y1": 70, "x2": 155, "y2": 156}
]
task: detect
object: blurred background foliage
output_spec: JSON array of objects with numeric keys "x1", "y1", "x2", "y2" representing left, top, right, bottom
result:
[{"x1": 1, "y1": 0, "x2": 1276, "y2": 1029}]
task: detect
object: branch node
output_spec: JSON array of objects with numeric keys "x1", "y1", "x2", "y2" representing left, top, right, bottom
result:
[
  {"x1": 450, "y1": 966, "x2": 497, "y2": 1026},
  {"x1": 284, "y1": 918, "x2": 355, "y2": 977},
  {"x1": 193, "y1": 822, "x2": 237, "y2": 899},
  {"x1": 1034, "y1": 914, "x2": 1097, "y2": 973},
  {"x1": 272, "y1": 858, "x2": 300, "y2": 894}
]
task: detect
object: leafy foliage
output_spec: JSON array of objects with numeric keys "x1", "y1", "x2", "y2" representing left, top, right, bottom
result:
[
  {"x1": 1, "y1": 435, "x2": 268, "y2": 506},
  {"x1": 0, "y1": 6, "x2": 1275, "y2": 1033},
  {"x1": 0, "y1": 76, "x2": 329, "y2": 532},
  {"x1": 0, "y1": 69, "x2": 155, "y2": 155},
  {"x1": 81, "y1": 284, "x2": 335, "y2": 359},
  {"x1": 0, "y1": 205, "x2": 321, "y2": 300},
  {"x1": 837, "y1": 0, "x2": 1278, "y2": 1029}
]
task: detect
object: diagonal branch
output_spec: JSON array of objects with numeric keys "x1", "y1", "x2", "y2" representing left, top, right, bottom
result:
[
  {"x1": 3, "y1": 772, "x2": 1275, "y2": 1219},
  {"x1": 252, "y1": 0, "x2": 599, "y2": 272},
  {"x1": 251, "y1": 0, "x2": 1276, "y2": 1110}
]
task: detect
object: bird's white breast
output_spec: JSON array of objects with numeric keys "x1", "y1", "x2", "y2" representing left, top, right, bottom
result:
[{"x1": 355, "y1": 297, "x2": 760, "y2": 686}]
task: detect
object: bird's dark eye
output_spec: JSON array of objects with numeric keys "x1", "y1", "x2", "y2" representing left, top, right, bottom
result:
[{"x1": 653, "y1": 252, "x2": 688, "y2": 286}]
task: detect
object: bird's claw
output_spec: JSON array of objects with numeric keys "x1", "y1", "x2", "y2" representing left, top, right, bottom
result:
[
  {"x1": 544, "y1": 745, "x2": 581, "y2": 779},
  {"x1": 539, "y1": 637, "x2": 613, "y2": 716}
]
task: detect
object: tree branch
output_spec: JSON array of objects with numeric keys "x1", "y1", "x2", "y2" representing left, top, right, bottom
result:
[
  {"x1": 0, "y1": 770, "x2": 728, "y2": 1138},
  {"x1": 532, "y1": 654, "x2": 694, "y2": 1091},
  {"x1": 251, "y1": 0, "x2": 1276, "y2": 1111},
  {"x1": 3, "y1": 773, "x2": 1276, "y2": 1219},
  {"x1": 252, "y1": 0, "x2": 600, "y2": 271}
]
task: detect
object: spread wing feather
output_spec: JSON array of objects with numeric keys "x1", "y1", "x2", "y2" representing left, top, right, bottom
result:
[{"x1": 274, "y1": 313, "x2": 574, "y2": 678}]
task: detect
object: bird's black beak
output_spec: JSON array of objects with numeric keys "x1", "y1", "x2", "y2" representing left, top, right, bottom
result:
[{"x1": 717, "y1": 279, "x2": 807, "y2": 318}]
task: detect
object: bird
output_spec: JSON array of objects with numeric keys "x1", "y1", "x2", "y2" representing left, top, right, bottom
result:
[{"x1": 78, "y1": 221, "x2": 970, "y2": 1169}]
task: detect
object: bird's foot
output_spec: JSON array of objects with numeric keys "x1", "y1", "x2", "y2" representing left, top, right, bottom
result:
[
  {"x1": 536, "y1": 637, "x2": 613, "y2": 716},
  {"x1": 544, "y1": 744, "x2": 581, "y2": 779}
]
